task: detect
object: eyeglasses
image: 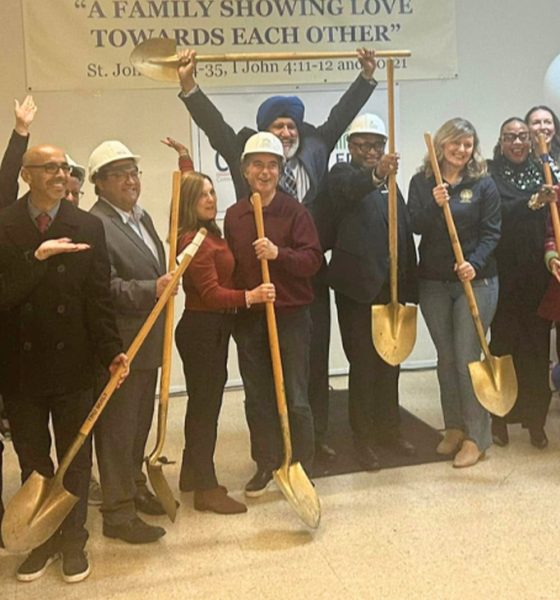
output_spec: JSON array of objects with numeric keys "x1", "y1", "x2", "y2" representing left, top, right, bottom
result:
[
  {"x1": 25, "y1": 162, "x2": 71, "y2": 174},
  {"x1": 349, "y1": 141, "x2": 386, "y2": 153},
  {"x1": 65, "y1": 190, "x2": 85, "y2": 198},
  {"x1": 501, "y1": 132, "x2": 531, "y2": 143},
  {"x1": 102, "y1": 167, "x2": 142, "y2": 181}
]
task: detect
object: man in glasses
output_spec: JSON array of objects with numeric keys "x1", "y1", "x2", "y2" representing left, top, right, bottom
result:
[
  {"x1": 88, "y1": 140, "x2": 175, "y2": 544},
  {"x1": 0, "y1": 143, "x2": 127, "y2": 582},
  {"x1": 321, "y1": 114, "x2": 418, "y2": 470}
]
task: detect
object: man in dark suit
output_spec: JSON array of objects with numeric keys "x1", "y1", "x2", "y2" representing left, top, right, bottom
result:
[
  {"x1": 324, "y1": 114, "x2": 418, "y2": 470},
  {"x1": 176, "y1": 48, "x2": 378, "y2": 464},
  {"x1": 0, "y1": 144, "x2": 127, "y2": 582},
  {"x1": 89, "y1": 140, "x2": 174, "y2": 544}
]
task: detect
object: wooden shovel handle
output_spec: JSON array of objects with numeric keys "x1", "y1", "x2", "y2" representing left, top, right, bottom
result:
[
  {"x1": 423, "y1": 133, "x2": 492, "y2": 363},
  {"x1": 387, "y1": 59, "x2": 398, "y2": 305},
  {"x1": 153, "y1": 49, "x2": 411, "y2": 65},
  {"x1": 252, "y1": 193, "x2": 293, "y2": 466},
  {"x1": 537, "y1": 133, "x2": 560, "y2": 252}
]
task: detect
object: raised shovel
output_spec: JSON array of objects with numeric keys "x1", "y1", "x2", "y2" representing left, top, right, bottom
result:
[
  {"x1": 371, "y1": 58, "x2": 417, "y2": 365},
  {"x1": 424, "y1": 133, "x2": 517, "y2": 416},
  {"x1": 537, "y1": 133, "x2": 560, "y2": 248},
  {"x1": 1, "y1": 229, "x2": 207, "y2": 554},
  {"x1": 145, "y1": 170, "x2": 182, "y2": 522},
  {"x1": 251, "y1": 193, "x2": 321, "y2": 529},
  {"x1": 129, "y1": 38, "x2": 411, "y2": 82}
]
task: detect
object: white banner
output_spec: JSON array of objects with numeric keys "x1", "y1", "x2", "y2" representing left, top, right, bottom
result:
[{"x1": 22, "y1": 0, "x2": 457, "y2": 91}]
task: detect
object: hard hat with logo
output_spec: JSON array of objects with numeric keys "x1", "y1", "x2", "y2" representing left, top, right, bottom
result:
[
  {"x1": 88, "y1": 140, "x2": 140, "y2": 182},
  {"x1": 241, "y1": 132, "x2": 284, "y2": 162},
  {"x1": 346, "y1": 113, "x2": 387, "y2": 139}
]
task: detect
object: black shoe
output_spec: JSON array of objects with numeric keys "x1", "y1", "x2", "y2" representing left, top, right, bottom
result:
[
  {"x1": 61, "y1": 550, "x2": 90, "y2": 583},
  {"x1": 134, "y1": 489, "x2": 166, "y2": 516},
  {"x1": 492, "y1": 418, "x2": 509, "y2": 447},
  {"x1": 244, "y1": 469, "x2": 273, "y2": 498},
  {"x1": 103, "y1": 517, "x2": 166, "y2": 544},
  {"x1": 378, "y1": 433, "x2": 416, "y2": 457},
  {"x1": 354, "y1": 438, "x2": 381, "y2": 471},
  {"x1": 16, "y1": 548, "x2": 59, "y2": 582},
  {"x1": 529, "y1": 427, "x2": 548, "y2": 449},
  {"x1": 314, "y1": 442, "x2": 337, "y2": 463}
]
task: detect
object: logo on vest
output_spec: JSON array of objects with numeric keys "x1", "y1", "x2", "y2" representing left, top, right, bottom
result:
[{"x1": 459, "y1": 189, "x2": 473, "y2": 203}]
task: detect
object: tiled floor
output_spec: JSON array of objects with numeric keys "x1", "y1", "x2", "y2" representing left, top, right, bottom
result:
[{"x1": 1, "y1": 371, "x2": 560, "y2": 599}]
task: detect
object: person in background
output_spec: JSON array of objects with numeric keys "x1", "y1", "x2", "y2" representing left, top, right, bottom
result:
[
  {"x1": 324, "y1": 113, "x2": 418, "y2": 470},
  {"x1": 224, "y1": 132, "x2": 322, "y2": 496},
  {"x1": 174, "y1": 171, "x2": 274, "y2": 512},
  {"x1": 488, "y1": 117, "x2": 554, "y2": 449},
  {"x1": 408, "y1": 118, "x2": 501, "y2": 468}
]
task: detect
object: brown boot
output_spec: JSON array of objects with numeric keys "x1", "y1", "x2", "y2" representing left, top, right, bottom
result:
[
  {"x1": 436, "y1": 429, "x2": 465, "y2": 455},
  {"x1": 453, "y1": 440, "x2": 485, "y2": 468},
  {"x1": 194, "y1": 486, "x2": 247, "y2": 514}
]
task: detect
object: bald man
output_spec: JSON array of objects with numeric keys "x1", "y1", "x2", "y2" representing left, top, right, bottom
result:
[{"x1": 0, "y1": 144, "x2": 126, "y2": 583}]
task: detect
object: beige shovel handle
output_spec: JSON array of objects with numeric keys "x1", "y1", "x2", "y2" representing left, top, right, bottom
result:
[
  {"x1": 150, "y1": 171, "x2": 182, "y2": 460},
  {"x1": 78, "y1": 229, "x2": 207, "y2": 440},
  {"x1": 252, "y1": 193, "x2": 293, "y2": 467},
  {"x1": 424, "y1": 133, "x2": 493, "y2": 365},
  {"x1": 387, "y1": 59, "x2": 398, "y2": 305},
  {"x1": 153, "y1": 49, "x2": 411, "y2": 65},
  {"x1": 538, "y1": 133, "x2": 560, "y2": 252}
]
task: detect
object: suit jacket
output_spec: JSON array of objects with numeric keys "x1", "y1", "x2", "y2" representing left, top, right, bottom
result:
[
  {"x1": 90, "y1": 199, "x2": 166, "y2": 370},
  {"x1": 325, "y1": 161, "x2": 418, "y2": 305},
  {"x1": 0, "y1": 194, "x2": 122, "y2": 396},
  {"x1": 0, "y1": 130, "x2": 28, "y2": 210},
  {"x1": 180, "y1": 75, "x2": 376, "y2": 208}
]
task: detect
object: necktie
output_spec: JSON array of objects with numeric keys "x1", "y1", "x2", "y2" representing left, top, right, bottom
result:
[
  {"x1": 280, "y1": 162, "x2": 298, "y2": 199},
  {"x1": 36, "y1": 212, "x2": 51, "y2": 234}
]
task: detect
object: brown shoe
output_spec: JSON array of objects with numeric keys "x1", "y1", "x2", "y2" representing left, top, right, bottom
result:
[
  {"x1": 194, "y1": 486, "x2": 247, "y2": 514},
  {"x1": 453, "y1": 440, "x2": 485, "y2": 468},
  {"x1": 436, "y1": 429, "x2": 465, "y2": 455}
]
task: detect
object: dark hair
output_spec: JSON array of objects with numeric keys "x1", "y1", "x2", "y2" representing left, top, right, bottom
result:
[
  {"x1": 177, "y1": 172, "x2": 221, "y2": 243},
  {"x1": 492, "y1": 117, "x2": 528, "y2": 160},
  {"x1": 525, "y1": 105, "x2": 560, "y2": 161}
]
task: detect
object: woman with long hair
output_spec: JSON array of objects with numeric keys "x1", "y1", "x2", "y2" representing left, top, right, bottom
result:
[
  {"x1": 175, "y1": 171, "x2": 274, "y2": 513},
  {"x1": 408, "y1": 118, "x2": 501, "y2": 468}
]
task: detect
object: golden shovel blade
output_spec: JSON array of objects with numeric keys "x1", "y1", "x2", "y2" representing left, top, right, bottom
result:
[
  {"x1": 273, "y1": 462, "x2": 321, "y2": 529},
  {"x1": 468, "y1": 354, "x2": 518, "y2": 417},
  {"x1": 372, "y1": 303, "x2": 418, "y2": 366},
  {"x1": 130, "y1": 38, "x2": 180, "y2": 82},
  {"x1": 146, "y1": 459, "x2": 178, "y2": 522},
  {"x1": 1, "y1": 471, "x2": 78, "y2": 554}
]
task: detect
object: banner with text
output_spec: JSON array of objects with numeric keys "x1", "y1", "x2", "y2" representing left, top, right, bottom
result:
[{"x1": 22, "y1": 0, "x2": 457, "y2": 91}]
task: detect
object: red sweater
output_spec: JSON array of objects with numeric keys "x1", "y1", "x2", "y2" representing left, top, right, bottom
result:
[
  {"x1": 178, "y1": 231, "x2": 246, "y2": 311},
  {"x1": 224, "y1": 191, "x2": 322, "y2": 309}
]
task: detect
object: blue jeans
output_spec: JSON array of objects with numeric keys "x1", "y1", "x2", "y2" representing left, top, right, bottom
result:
[
  {"x1": 234, "y1": 307, "x2": 315, "y2": 474},
  {"x1": 419, "y1": 277, "x2": 499, "y2": 451}
]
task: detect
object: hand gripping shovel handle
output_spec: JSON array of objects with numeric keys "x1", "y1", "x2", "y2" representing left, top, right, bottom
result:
[
  {"x1": 251, "y1": 193, "x2": 293, "y2": 467},
  {"x1": 423, "y1": 133, "x2": 493, "y2": 364},
  {"x1": 56, "y1": 229, "x2": 207, "y2": 480},
  {"x1": 538, "y1": 133, "x2": 560, "y2": 252}
]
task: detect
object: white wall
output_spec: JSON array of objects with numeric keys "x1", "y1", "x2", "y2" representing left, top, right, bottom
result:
[{"x1": 1, "y1": 0, "x2": 559, "y2": 390}]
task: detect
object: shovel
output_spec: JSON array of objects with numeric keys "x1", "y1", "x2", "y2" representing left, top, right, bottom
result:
[
  {"x1": 145, "y1": 171, "x2": 182, "y2": 522},
  {"x1": 424, "y1": 133, "x2": 517, "y2": 416},
  {"x1": 1, "y1": 229, "x2": 207, "y2": 553},
  {"x1": 371, "y1": 59, "x2": 417, "y2": 366},
  {"x1": 251, "y1": 193, "x2": 321, "y2": 529},
  {"x1": 538, "y1": 133, "x2": 560, "y2": 249},
  {"x1": 130, "y1": 38, "x2": 411, "y2": 82}
]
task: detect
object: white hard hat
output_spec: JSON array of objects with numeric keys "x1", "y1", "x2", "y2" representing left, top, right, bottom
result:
[
  {"x1": 65, "y1": 154, "x2": 85, "y2": 182},
  {"x1": 346, "y1": 113, "x2": 387, "y2": 139},
  {"x1": 241, "y1": 132, "x2": 284, "y2": 162},
  {"x1": 88, "y1": 140, "x2": 140, "y2": 182}
]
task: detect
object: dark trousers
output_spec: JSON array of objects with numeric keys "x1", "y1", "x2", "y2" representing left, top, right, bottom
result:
[
  {"x1": 95, "y1": 368, "x2": 157, "y2": 526},
  {"x1": 234, "y1": 307, "x2": 315, "y2": 474},
  {"x1": 308, "y1": 276, "x2": 331, "y2": 444},
  {"x1": 490, "y1": 298, "x2": 551, "y2": 429},
  {"x1": 175, "y1": 310, "x2": 234, "y2": 490},
  {"x1": 4, "y1": 388, "x2": 94, "y2": 552},
  {"x1": 335, "y1": 292, "x2": 400, "y2": 440}
]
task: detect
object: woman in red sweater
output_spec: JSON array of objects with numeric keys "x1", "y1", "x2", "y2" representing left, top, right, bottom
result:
[{"x1": 175, "y1": 171, "x2": 274, "y2": 514}]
